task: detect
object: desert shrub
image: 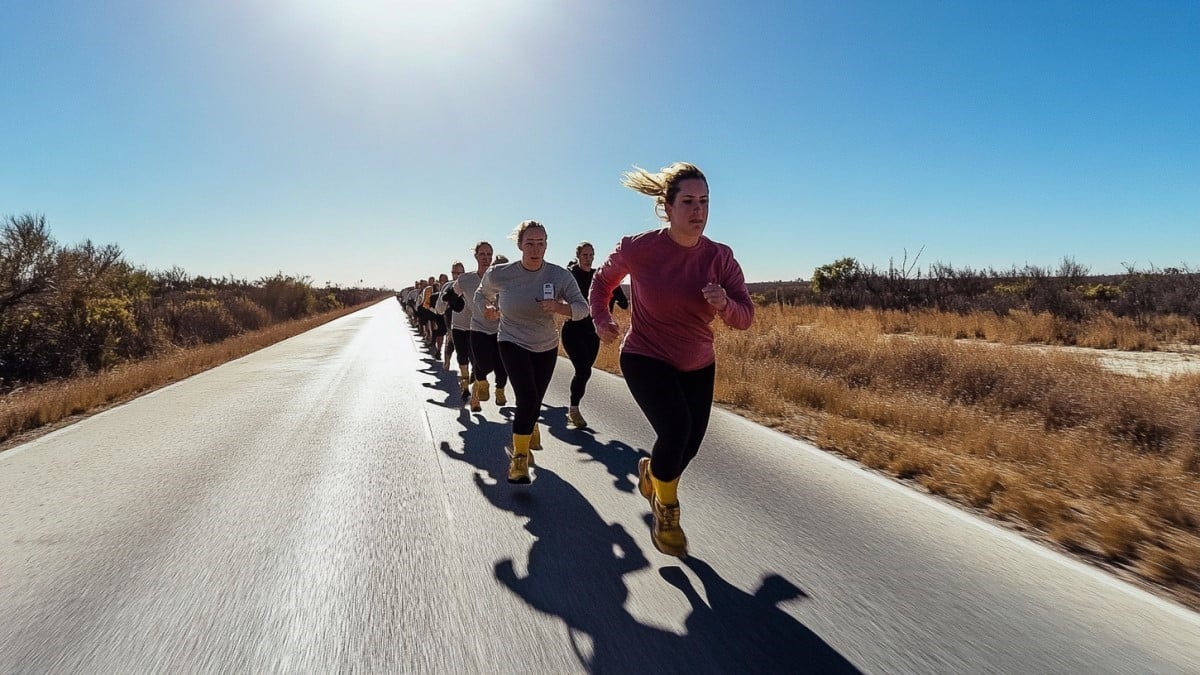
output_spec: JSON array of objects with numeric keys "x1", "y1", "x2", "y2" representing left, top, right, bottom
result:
[
  {"x1": 74, "y1": 295, "x2": 139, "y2": 371},
  {"x1": 1081, "y1": 283, "x2": 1122, "y2": 301},
  {"x1": 253, "y1": 273, "x2": 316, "y2": 321},
  {"x1": 172, "y1": 298, "x2": 240, "y2": 345},
  {"x1": 314, "y1": 291, "x2": 343, "y2": 313},
  {"x1": 224, "y1": 296, "x2": 272, "y2": 331}
]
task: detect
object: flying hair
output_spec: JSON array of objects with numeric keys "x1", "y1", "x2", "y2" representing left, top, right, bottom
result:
[{"x1": 621, "y1": 162, "x2": 707, "y2": 222}]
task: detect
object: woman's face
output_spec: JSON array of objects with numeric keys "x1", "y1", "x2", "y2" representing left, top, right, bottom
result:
[
  {"x1": 474, "y1": 245, "x2": 493, "y2": 269},
  {"x1": 664, "y1": 178, "x2": 709, "y2": 242},
  {"x1": 577, "y1": 246, "x2": 595, "y2": 269},
  {"x1": 519, "y1": 227, "x2": 548, "y2": 267}
]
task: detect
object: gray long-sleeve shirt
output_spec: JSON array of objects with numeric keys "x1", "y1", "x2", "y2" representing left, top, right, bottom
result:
[
  {"x1": 476, "y1": 260, "x2": 589, "y2": 352},
  {"x1": 449, "y1": 271, "x2": 480, "y2": 332}
]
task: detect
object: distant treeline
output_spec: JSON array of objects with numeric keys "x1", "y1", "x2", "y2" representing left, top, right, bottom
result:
[
  {"x1": 750, "y1": 255, "x2": 1200, "y2": 324},
  {"x1": 0, "y1": 214, "x2": 391, "y2": 389}
]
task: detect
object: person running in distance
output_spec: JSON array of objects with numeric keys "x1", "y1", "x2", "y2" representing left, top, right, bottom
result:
[
  {"x1": 430, "y1": 273, "x2": 450, "y2": 358},
  {"x1": 437, "y1": 263, "x2": 465, "y2": 371},
  {"x1": 443, "y1": 254, "x2": 482, "y2": 402},
  {"x1": 419, "y1": 276, "x2": 439, "y2": 348},
  {"x1": 477, "y1": 221, "x2": 589, "y2": 484},
  {"x1": 561, "y1": 241, "x2": 629, "y2": 428},
  {"x1": 589, "y1": 162, "x2": 754, "y2": 557},
  {"x1": 464, "y1": 243, "x2": 510, "y2": 412}
]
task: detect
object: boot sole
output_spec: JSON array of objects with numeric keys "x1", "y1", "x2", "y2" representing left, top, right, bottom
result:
[{"x1": 651, "y1": 534, "x2": 687, "y2": 558}]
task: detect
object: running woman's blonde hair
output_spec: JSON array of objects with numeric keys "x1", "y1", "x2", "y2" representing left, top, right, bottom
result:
[
  {"x1": 509, "y1": 220, "x2": 546, "y2": 245},
  {"x1": 621, "y1": 162, "x2": 707, "y2": 222}
]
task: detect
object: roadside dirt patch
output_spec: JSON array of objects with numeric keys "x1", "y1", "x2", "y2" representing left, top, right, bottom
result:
[{"x1": 1014, "y1": 343, "x2": 1200, "y2": 379}]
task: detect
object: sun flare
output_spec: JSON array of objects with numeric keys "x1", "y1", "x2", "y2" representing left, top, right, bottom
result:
[{"x1": 269, "y1": 0, "x2": 542, "y2": 72}]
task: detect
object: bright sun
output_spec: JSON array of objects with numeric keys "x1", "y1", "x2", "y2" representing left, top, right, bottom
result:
[{"x1": 270, "y1": 0, "x2": 542, "y2": 71}]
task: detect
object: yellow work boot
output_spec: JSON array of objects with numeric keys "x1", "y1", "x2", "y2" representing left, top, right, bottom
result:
[
  {"x1": 459, "y1": 368, "x2": 471, "y2": 401},
  {"x1": 495, "y1": 386, "x2": 507, "y2": 406},
  {"x1": 506, "y1": 450, "x2": 530, "y2": 484},
  {"x1": 468, "y1": 384, "x2": 481, "y2": 412},
  {"x1": 529, "y1": 423, "x2": 542, "y2": 451},
  {"x1": 507, "y1": 434, "x2": 532, "y2": 484},
  {"x1": 567, "y1": 407, "x2": 587, "y2": 428},
  {"x1": 637, "y1": 457, "x2": 654, "y2": 503},
  {"x1": 476, "y1": 379, "x2": 490, "y2": 402},
  {"x1": 650, "y1": 496, "x2": 688, "y2": 557}
]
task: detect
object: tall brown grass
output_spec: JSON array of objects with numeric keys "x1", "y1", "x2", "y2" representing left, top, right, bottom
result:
[
  {"x1": 593, "y1": 305, "x2": 1200, "y2": 608},
  {"x1": 0, "y1": 302, "x2": 373, "y2": 450}
]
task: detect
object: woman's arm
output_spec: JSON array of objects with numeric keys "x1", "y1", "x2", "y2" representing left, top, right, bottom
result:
[
  {"x1": 716, "y1": 254, "x2": 754, "y2": 330},
  {"x1": 589, "y1": 239, "x2": 631, "y2": 343}
]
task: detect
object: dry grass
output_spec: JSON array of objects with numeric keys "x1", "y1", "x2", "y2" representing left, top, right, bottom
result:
[
  {"x1": 0, "y1": 303, "x2": 372, "y2": 450},
  {"x1": 766, "y1": 305, "x2": 1200, "y2": 349},
  {"x1": 591, "y1": 304, "x2": 1200, "y2": 609}
]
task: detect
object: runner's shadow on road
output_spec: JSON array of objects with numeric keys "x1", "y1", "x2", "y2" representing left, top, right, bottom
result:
[
  {"x1": 660, "y1": 557, "x2": 860, "y2": 673},
  {"x1": 473, "y1": 465, "x2": 698, "y2": 672},
  {"x1": 442, "y1": 448, "x2": 857, "y2": 671},
  {"x1": 537, "y1": 404, "x2": 644, "y2": 494},
  {"x1": 421, "y1": 369, "x2": 461, "y2": 409}
]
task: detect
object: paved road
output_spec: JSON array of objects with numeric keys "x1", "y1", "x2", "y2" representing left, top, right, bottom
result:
[{"x1": 1, "y1": 300, "x2": 1197, "y2": 673}]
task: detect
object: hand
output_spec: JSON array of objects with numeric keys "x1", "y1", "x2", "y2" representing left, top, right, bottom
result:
[
  {"x1": 484, "y1": 305, "x2": 500, "y2": 321},
  {"x1": 702, "y1": 282, "x2": 728, "y2": 311},
  {"x1": 538, "y1": 299, "x2": 562, "y2": 315},
  {"x1": 596, "y1": 320, "x2": 621, "y2": 344}
]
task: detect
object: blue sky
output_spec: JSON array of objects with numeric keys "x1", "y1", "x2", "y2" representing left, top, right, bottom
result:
[{"x1": 2, "y1": 1, "x2": 1197, "y2": 288}]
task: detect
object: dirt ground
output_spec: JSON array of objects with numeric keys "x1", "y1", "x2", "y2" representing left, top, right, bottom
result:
[{"x1": 1017, "y1": 343, "x2": 1200, "y2": 379}]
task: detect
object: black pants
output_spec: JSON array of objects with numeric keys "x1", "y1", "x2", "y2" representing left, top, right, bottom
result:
[
  {"x1": 451, "y1": 328, "x2": 472, "y2": 368},
  {"x1": 561, "y1": 319, "x2": 600, "y2": 407},
  {"x1": 469, "y1": 331, "x2": 508, "y2": 388},
  {"x1": 498, "y1": 342, "x2": 558, "y2": 436},
  {"x1": 620, "y1": 352, "x2": 715, "y2": 483}
]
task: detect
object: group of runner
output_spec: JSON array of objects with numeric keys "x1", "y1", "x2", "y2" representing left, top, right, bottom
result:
[{"x1": 402, "y1": 162, "x2": 755, "y2": 557}]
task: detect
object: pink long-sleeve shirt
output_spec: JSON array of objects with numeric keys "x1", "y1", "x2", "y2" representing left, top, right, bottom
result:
[{"x1": 589, "y1": 228, "x2": 754, "y2": 372}]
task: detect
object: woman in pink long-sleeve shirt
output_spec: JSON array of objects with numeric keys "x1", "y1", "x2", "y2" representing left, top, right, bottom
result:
[{"x1": 589, "y1": 162, "x2": 754, "y2": 557}]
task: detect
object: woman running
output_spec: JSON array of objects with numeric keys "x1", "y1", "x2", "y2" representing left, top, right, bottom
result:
[
  {"x1": 438, "y1": 261, "x2": 466, "y2": 377},
  {"x1": 561, "y1": 241, "x2": 628, "y2": 428},
  {"x1": 450, "y1": 243, "x2": 507, "y2": 411},
  {"x1": 589, "y1": 162, "x2": 754, "y2": 557},
  {"x1": 476, "y1": 221, "x2": 589, "y2": 484}
]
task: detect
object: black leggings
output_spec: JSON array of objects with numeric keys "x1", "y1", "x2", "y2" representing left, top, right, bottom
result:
[
  {"x1": 451, "y1": 328, "x2": 472, "y2": 367},
  {"x1": 620, "y1": 352, "x2": 715, "y2": 483},
  {"x1": 498, "y1": 342, "x2": 558, "y2": 436},
  {"x1": 561, "y1": 320, "x2": 600, "y2": 407},
  {"x1": 469, "y1": 331, "x2": 508, "y2": 388}
]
